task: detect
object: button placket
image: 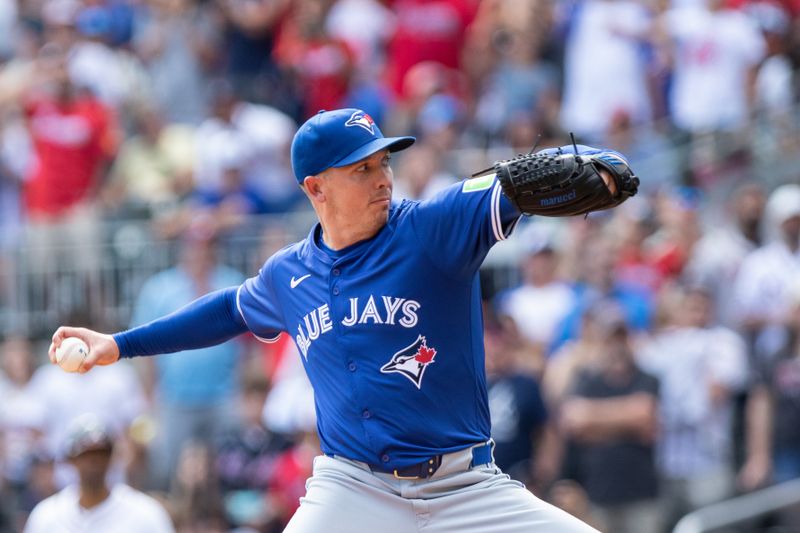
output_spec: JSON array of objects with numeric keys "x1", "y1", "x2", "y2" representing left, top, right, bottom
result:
[{"x1": 330, "y1": 263, "x2": 342, "y2": 296}]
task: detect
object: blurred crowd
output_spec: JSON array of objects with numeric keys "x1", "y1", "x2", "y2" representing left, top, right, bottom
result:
[{"x1": 0, "y1": 0, "x2": 799, "y2": 531}]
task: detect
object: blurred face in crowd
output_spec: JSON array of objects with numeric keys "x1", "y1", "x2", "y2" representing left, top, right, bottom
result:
[
  {"x1": 137, "y1": 108, "x2": 165, "y2": 143},
  {"x1": 682, "y1": 289, "x2": 712, "y2": 328},
  {"x1": 210, "y1": 84, "x2": 238, "y2": 122},
  {"x1": 296, "y1": 0, "x2": 332, "y2": 38},
  {"x1": 70, "y1": 447, "x2": 113, "y2": 492},
  {"x1": 181, "y1": 233, "x2": 219, "y2": 279},
  {"x1": 1, "y1": 337, "x2": 33, "y2": 385},
  {"x1": 306, "y1": 149, "x2": 394, "y2": 245},
  {"x1": 616, "y1": 215, "x2": 652, "y2": 254},
  {"x1": 44, "y1": 22, "x2": 77, "y2": 51},
  {"x1": 581, "y1": 238, "x2": 616, "y2": 291},
  {"x1": 578, "y1": 312, "x2": 603, "y2": 344},
  {"x1": 37, "y1": 44, "x2": 73, "y2": 100},
  {"x1": 522, "y1": 248, "x2": 557, "y2": 286},
  {"x1": 505, "y1": 116, "x2": 539, "y2": 153},
  {"x1": 599, "y1": 325, "x2": 634, "y2": 381}
]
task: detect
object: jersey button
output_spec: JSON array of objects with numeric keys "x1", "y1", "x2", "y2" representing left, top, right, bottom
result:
[
  {"x1": 348, "y1": 362, "x2": 356, "y2": 372},
  {"x1": 333, "y1": 287, "x2": 340, "y2": 295},
  {"x1": 381, "y1": 454, "x2": 390, "y2": 463},
  {"x1": 332, "y1": 269, "x2": 340, "y2": 276},
  {"x1": 362, "y1": 409, "x2": 371, "y2": 419}
]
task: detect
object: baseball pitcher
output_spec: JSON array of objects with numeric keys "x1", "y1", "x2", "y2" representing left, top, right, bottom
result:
[{"x1": 50, "y1": 108, "x2": 637, "y2": 532}]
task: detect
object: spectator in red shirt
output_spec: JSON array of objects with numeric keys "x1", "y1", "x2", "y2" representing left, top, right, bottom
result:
[
  {"x1": 23, "y1": 43, "x2": 117, "y2": 220},
  {"x1": 273, "y1": 0, "x2": 355, "y2": 119},
  {"x1": 7, "y1": 42, "x2": 118, "y2": 324},
  {"x1": 385, "y1": 0, "x2": 479, "y2": 98}
]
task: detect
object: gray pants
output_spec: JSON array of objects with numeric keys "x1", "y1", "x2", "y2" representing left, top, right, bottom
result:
[{"x1": 285, "y1": 444, "x2": 599, "y2": 533}]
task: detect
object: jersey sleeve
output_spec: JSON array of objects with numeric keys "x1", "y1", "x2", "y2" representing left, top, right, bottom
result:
[
  {"x1": 408, "y1": 175, "x2": 521, "y2": 278},
  {"x1": 236, "y1": 256, "x2": 285, "y2": 342}
]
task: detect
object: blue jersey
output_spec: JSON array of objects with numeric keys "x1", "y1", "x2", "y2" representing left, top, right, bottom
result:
[{"x1": 237, "y1": 176, "x2": 520, "y2": 468}]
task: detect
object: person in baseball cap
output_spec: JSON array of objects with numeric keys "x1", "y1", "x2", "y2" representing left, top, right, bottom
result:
[
  {"x1": 26, "y1": 414, "x2": 175, "y2": 531},
  {"x1": 51, "y1": 105, "x2": 624, "y2": 533},
  {"x1": 63, "y1": 413, "x2": 114, "y2": 459},
  {"x1": 765, "y1": 183, "x2": 800, "y2": 245},
  {"x1": 766, "y1": 183, "x2": 800, "y2": 226},
  {"x1": 290, "y1": 108, "x2": 415, "y2": 250},
  {"x1": 291, "y1": 108, "x2": 415, "y2": 185}
]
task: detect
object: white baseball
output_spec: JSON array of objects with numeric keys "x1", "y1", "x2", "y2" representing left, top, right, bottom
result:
[{"x1": 55, "y1": 337, "x2": 90, "y2": 373}]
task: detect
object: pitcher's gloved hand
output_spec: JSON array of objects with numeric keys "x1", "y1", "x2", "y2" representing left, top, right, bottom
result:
[{"x1": 493, "y1": 144, "x2": 639, "y2": 217}]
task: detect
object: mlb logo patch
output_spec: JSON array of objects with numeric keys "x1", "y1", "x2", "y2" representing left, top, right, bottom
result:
[
  {"x1": 345, "y1": 110, "x2": 376, "y2": 135},
  {"x1": 462, "y1": 175, "x2": 495, "y2": 193}
]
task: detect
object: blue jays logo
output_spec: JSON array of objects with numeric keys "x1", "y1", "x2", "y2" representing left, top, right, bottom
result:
[
  {"x1": 380, "y1": 335, "x2": 437, "y2": 389},
  {"x1": 345, "y1": 110, "x2": 376, "y2": 135}
]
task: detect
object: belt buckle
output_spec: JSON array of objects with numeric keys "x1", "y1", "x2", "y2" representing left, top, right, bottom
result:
[
  {"x1": 393, "y1": 470, "x2": 421, "y2": 480},
  {"x1": 392, "y1": 458, "x2": 439, "y2": 479}
]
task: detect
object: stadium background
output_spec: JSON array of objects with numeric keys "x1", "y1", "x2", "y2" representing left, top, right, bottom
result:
[{"x1": 0, "y1": 0, "x2": 799, "y2": 531}]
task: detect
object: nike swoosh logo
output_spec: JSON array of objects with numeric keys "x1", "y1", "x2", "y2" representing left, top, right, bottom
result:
[{"x1": 290, "y1": 274, "x2": 311, "y2": 289}]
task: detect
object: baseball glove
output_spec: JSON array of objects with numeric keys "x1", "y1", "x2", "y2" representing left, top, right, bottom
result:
[{"x1": 491, "y1": 144, "x2": 639, "y2": 217}]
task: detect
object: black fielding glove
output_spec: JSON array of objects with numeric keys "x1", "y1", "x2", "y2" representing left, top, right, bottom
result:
[{"x1": 493, "y1": 146, "x2": 639, "y2": 217}]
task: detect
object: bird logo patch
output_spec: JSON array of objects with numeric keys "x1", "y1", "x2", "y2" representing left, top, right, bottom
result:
[
  {"x1": 380, "y1": 335, "x2": 437, "y2": 389},
  {"x1": 345, "y1": 110, "x2": 376, "y2": 135}
]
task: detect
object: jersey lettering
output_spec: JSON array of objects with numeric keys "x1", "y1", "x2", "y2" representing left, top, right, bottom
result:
[
  {"x1": 304, "y1": 311, "x2": 321, "y2": 340},
  {"x1": 342, "y1": 298, "x2": 359, "y2": 327},
  {"x1": 359, "y1": 295, "x2": 383, "y2": 324},
  {"x1": 399, "y1": 300, "x2": 420, "y2": 327},
  {"x1": 299, "y1": 295, "x2": 421, "y2": 358},
  {"x1": 296, "y1": 303, "x2": 333, "y2": 359},
  {"x1": 382, "y1": 296, "x2": 404, "y2": 324},
  {"x1": 296, "y1": 324, "x2": 311, "y2": 359},
  {"x1": 318, "y1": 303, "x2": 333, "y2": 334}
]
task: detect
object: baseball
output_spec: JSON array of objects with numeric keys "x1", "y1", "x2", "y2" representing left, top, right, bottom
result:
[{"x1": 55, "y1": 337, "x2": 90, "y2": 373}]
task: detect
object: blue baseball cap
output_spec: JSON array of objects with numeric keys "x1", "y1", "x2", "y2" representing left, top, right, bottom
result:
[{"x1": 291, "y1": 108, "x2": 415, "y2": 184}]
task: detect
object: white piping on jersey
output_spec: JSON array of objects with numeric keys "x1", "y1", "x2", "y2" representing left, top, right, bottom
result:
[
  {"x1": 236, "y1": 285, "x2": 281, "y2": 344},
  {"x1": 490, "y1": 181, "x2": 506, "y2": 242}
]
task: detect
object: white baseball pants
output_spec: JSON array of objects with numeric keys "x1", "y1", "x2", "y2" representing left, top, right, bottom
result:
[{"x1": 284, "y1": 443, "x2": 599, "y2": 532}]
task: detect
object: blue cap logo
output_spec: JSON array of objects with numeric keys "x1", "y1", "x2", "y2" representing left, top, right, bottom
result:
[
  {"x1": 345, "y1": 110, "x2": 376, "y2": 134},
  {"x1": 291, "y1": 108, "x2": 415, "y2": 184}
]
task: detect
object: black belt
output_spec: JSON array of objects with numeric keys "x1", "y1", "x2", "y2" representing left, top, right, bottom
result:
[
  {"x1": 375, "y1": 455, "x2": 444, "y2": 480},
  {"x1": 369, "y1": 441, "x2": 494, "y2": 480}
]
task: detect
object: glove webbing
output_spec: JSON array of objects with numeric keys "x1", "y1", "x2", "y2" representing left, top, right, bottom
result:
[{"x1": 495, "y1": 152, "x2": 580, "y2": 198}]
